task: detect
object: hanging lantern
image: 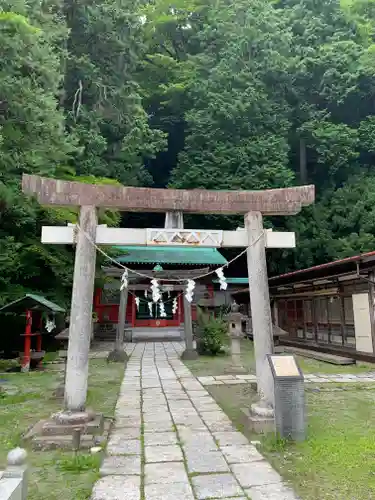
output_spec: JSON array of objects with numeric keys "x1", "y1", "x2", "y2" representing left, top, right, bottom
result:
[{"x1": 215, "y1": 268, "x2": 228, "y2": 290}]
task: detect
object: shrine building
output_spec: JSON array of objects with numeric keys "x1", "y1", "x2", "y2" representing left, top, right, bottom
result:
[{"x1": 93, "y1": 245, "x2": 231, "y2": 341}]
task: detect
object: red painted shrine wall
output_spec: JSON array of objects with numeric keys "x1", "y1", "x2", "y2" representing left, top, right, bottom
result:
[{"x1": 93, "y1": 289, "x2": 197, "y2": 327}]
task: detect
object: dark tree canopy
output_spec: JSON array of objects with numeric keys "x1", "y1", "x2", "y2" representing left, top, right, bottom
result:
[{"x1": 1, "y1": 0, "x2": 375, "y2": 304}]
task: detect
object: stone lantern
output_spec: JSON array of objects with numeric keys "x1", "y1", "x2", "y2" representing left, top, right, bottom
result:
[{"x1": 225, "y1": 301, "x2": 247, "y2": 373}]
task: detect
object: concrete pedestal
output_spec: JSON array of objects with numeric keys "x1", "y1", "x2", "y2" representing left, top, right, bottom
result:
[
  {"x1": 23, "y1": 410, "x2": 108, "y2": 451},
  {"x1": 241, "y1": 407, "x2": 275, "y2": 434}
]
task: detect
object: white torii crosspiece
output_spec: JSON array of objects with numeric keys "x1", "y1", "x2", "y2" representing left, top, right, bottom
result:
[{"x1": 40, "y1": 225, "x2": 296, "y2": 249}]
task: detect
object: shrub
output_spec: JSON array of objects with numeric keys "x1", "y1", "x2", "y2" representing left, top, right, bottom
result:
[{"x1": 195, "y1": 307, "x2": 227, "y2": 356}]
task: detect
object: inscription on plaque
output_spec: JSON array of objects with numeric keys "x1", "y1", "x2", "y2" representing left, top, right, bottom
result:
[{"x1": 270, "y1": 355, "x2": 300, "y2": 377}]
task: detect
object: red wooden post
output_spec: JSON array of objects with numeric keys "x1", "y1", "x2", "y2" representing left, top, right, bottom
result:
[{"x1": 22, "y1": 310, "x2": 32, "y2": 372}]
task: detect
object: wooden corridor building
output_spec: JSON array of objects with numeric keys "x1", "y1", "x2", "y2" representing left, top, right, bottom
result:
[{"x1": 269, "y1": 251, "x2": 375, "y2": 354}]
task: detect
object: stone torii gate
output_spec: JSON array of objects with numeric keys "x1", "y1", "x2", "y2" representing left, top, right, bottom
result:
[{"x1": 22, "y1": 174, "x2": 314, "y2": 422}]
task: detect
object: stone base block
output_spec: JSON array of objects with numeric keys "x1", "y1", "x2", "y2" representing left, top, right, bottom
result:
[
  {"x1": 23, "y1": 412, "x2": 109, "y2": 451},
  {"x1": 180, "y1": 349, "x2": 199, "y2": 360},
  {"x1": 42, "y1": 414, "x2": 103, "y2": 436},
  {"x1": 107, "y1": 349, "x2": 129, "y2": 363},
  {"x1": 241, "y1": 407, "x2": 275, "y2": 434}
]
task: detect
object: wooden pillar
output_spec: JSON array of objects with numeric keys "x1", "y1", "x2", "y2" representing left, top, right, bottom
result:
[
  {"x1": 21, "y1": 310, "x2": 32, "y2": 373},
  {"x1": 245, "y1": 211, "x2": 274, "y2": 411},
  {"x1": 131, "y1": 295, "x2": 136, "y2": 327},
  {"x1": 272, "y1": 300, "x2": 279, "y2": 327},
  {"x1": 36, "y1": 315, "x2": 42, "y2": 352},
  {"x1": 181, "y1": 295, "x2": 198, "y2": 359},
  {"x1": 65, "y1": 205, "x2": 97, "y2": 413},
  {"x1": 368, "y1": 271, "x2": 375, "y2": 353},
  {"x1": 178, "y1": 294, "x2": 183, "y2": 325},
  {"x1": 117, "y1": 287, "x2": 129, "y2": 347},
  {"x1": 339, "y1": 295, "x2": 346, "y2": 346}
]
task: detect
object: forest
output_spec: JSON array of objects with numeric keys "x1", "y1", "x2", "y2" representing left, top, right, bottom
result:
[{"x1": 1, "y1": 0, "x2": 375, "y2": 305}]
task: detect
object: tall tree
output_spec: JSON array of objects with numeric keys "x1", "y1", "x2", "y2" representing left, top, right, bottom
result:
[
  {"x1": 62, "y1": 0, "x2": 167, "y2": 186},
  {"x1": 170, "y1": 0, "x2": 295, "y2": 191}
]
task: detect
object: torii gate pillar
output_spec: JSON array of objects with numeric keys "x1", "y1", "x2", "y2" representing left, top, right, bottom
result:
[
  {"x1": 246, "y1": 212, "x2": 274, "y2": 414},
  {"x1": 65, "y1": 206, "x2": 97, "y2": 412}
]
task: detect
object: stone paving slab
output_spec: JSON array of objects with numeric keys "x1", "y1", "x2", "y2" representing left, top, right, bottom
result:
[
  {"x1": 144, "y1": 431, "x2": 179, "y2": 446},
  {"x1": 145, "y1": 482, "x2": 195, "y2": 500},
  {"x1": 185, "y1": 450, "x2": 230, "y2": 473},
  {"x1": 100, "y1": 455, "x2": 141, "y2": 476},
  {"x1": 90, "y1": 341, "x2": 299, "y2": 500},
  {"x1": 91, "y1": 475, "x2": 140, "y2": 500},
  {"x1": 145, "y1": 444, "x2": 184, "y2": 463},
  {"x1": 213, "y1": 431, "x2": 249, "y2": 447},
  {"x1": 145, "y1": 462, "x2": 189, "y2": 484},
  {"x1": 246, "y1": 482, "x2": 298, "y2": 500},
  {"x1": 232, "y1": 461, "x2": 282, "y2": 488},
  {"x1": 192, "y1": 473, "x2": 244, "y2": 499},
  {"x1": 220, "y1": 445, "x2": 264, "y2": 464},
  {"x1": 107, "y1": 437, "x2": 141, "y2": 456}
]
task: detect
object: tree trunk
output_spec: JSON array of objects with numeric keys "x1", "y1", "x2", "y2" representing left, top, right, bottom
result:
[{"x1": 299, "y1": 138, "x2": 307, "y2": 184}]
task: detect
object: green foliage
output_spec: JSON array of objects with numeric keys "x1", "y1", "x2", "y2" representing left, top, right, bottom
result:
[
  {"x1": 3, "y1": 0, "x2": 375, "y2": 303},
  {"x1": 195, "y1": 308, "x2": 227, "y2": 356}
]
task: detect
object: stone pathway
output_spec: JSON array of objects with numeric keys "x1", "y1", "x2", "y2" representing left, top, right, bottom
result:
[
  {"x1": 91, "y1": 342, "x2": 298, "y2": 500},
  {"x1": 198, "y1": 372, "x2": 375, "y2": 386}
]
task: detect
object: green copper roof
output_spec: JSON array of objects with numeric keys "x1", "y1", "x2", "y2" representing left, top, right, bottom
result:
[
  {"x1": 213, "y1": 277, "x2": 248, "y2": 284},
  {"x1": 113, "y1": 246, "x2": 227, "y2": 266},
  {"x1": 0, "y1": 293, "x2": 65, "y2": 314}
]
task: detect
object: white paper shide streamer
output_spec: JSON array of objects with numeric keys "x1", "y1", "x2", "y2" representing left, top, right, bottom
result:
[
  {"x1": 135, "y1": 297, "x2": 140, "y2": 311},
  {"x1": 151, "y1": 279, "x2": 161, "y2": 303},
  {"x1": 120, "y1": 269, "x2": 129, "y2": 290},
  {"x1": 45, "y1": 318, "x2": 56, "y2": 333},
  {"x1": 172, "y1": 297, "x2": 178, "y2": 314},
  {"x1": 148, "y1": 302, "x2": 153, "y2": 317},
  {"x1": 216, "y1": 268, "x2": 227, "y2": 290},
  {"x1": 159, "y1": 301, "x2": 167, "y2": 318},
  {"x1": 185, "y1": 279, "x2": 195, "y2": 303}
]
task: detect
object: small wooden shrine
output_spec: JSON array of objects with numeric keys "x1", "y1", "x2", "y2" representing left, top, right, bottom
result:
[{"x1": 0, "y1": 293, "x2": 65, "y2": 371}]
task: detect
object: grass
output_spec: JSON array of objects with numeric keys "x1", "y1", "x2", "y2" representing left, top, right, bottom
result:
[
  {"x1": 184, "y1": 338, "x2": 375, "y2": 376},
  {"x1": 0, "y1": 358, "x2": 125, "y2": 500},
  {"x1": 205, "y1": 381, "x2": 375, "y2": 499},
  {"x1": 183, "y1": 341, "x2": 375, "y2": 499}
]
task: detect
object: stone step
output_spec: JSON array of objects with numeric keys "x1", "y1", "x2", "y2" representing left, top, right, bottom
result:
[
  {"x1": 131, "y1": 327, "x2": 184, "y2": 343},
  {"x1": 281, "y1": 346, "x2": 355, "y2": 365}
]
